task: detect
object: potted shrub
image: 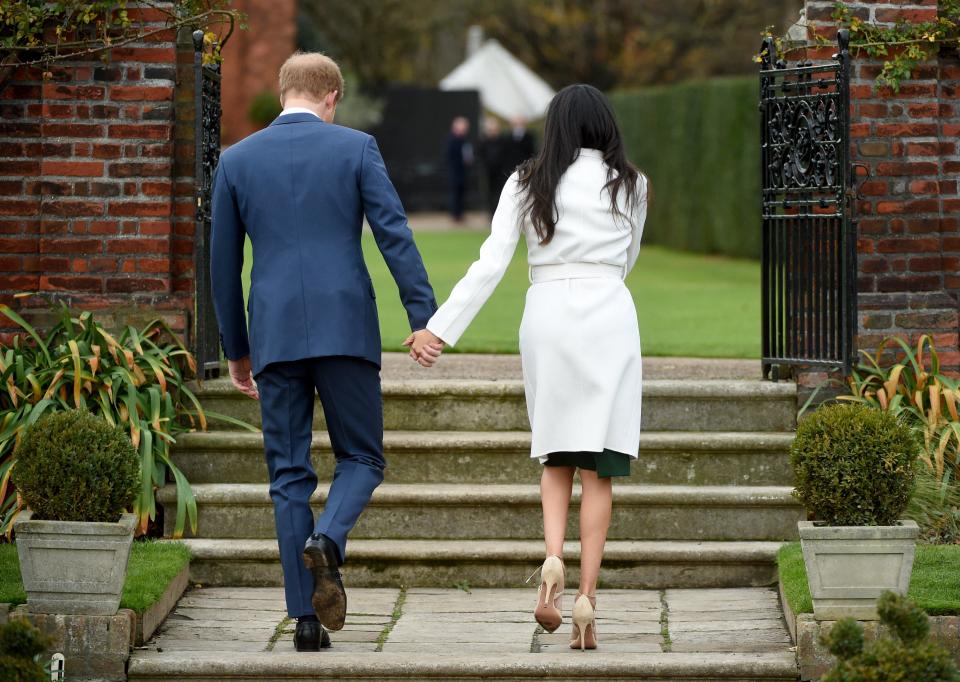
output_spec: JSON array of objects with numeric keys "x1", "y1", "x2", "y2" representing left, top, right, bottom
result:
[
  {"x1": 791, "y1": 403, "x2": 919, "y2": 620},
  {"x1": 13, "y1": 409, "x2": 140, "y2": 615}
]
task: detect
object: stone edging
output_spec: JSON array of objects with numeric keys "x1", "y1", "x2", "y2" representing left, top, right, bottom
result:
[
  {"x1": 778, "y1": 577, "x2": 960, "y2": 680},
  {"x1": 0, "y1": 563, "x2": 188, "y2": 680},
  {"x1": 0, "y1": 563, "x2": 189, "y2": 646},
  {"x1": 135, "y1": 563, "x2": 190, "y2": 645}
]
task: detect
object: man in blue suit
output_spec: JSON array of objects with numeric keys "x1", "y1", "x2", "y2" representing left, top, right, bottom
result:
[{"x1": 211, "y1": 53, "x2": 442, "y2": 651}]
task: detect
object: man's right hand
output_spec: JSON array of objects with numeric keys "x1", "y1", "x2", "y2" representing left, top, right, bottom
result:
[
  {"x1": 403, "y1": 330, "x2": 444, "y2": 368},
  {"x1": 228, "y1": 356, "x2": 260, "y2": 400}
]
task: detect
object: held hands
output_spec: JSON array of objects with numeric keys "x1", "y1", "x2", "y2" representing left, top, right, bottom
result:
[
  {"x1": 228, "y1": 356, "x2": 260, "y2": 400},
  {"x1": 403, "y1": 329, "x2": 444, "y2": 368}
]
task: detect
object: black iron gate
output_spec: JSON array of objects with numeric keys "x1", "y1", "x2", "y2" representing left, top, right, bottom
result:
[
  {"x1": 192, "y1": 29, "x2": 222, "y2": 379},
  {"x1": 760, "y1": 30, "x2": 857, "y2": 381}
]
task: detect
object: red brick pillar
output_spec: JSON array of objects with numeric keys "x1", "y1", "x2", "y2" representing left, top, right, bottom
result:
[
  {"x1": 219, "y1": 0, "x2": 296, "y2": 144},
  {"x1": 805, "y1": 0, "x2": 960, "y2": 372},
  {"x1": 0, "y1": 9, "x2": 197, "y2": 339}
]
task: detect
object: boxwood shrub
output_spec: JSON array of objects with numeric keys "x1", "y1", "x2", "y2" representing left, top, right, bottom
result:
[
  {"x1": 12, "y1": 410, "x2": 140, "y2": 523},
  {"x1": 0, "y1": 618, "x2": 49, "y2": 682},
  {"x1": 822, "y1": 591, "x2": 960, "y2": 682},
  {"x1": 791, "y1": 403, "x2": 918, "y2": 526}
]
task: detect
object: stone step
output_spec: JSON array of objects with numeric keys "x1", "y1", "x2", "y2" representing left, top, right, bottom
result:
[
  {"x1": 172, "y1": 538, "x2": 788, "y2": 590},
  {"x1": 171, "y1": 430, "x2": 796, "y2": 486},
  {"x1": 128, "y1": 650, "x2": 799, "y2": 681},
  {"x1": 158, "y1": 483, "x2": 802, "y2": 542},
  {"x1": 195, "y1": 378, "x2": 797, "y2": 433}
]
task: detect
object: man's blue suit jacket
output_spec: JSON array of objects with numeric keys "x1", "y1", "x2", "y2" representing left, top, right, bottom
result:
[{"x1": 210, "y1": 112, "x2": 437, "y2": 376}]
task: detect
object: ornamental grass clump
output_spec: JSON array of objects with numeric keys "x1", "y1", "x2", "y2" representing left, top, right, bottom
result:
[
  {"x1": 12, "y1": 410, "x2": 139, "y2": 523},
  {"x1": 0, "y1": 305, "x2": 254, "y2": 538},
  {"x1": 791, "y1": 403, "x2": 918, "y2": 526},
  {"x1": 838, "y1": 335, "x2": 960, "y2": 541},
  {"x1": 821, "y1": 591, "x2": 960, "y2": 682}
]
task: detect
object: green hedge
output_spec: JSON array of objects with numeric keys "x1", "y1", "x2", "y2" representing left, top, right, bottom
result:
[{"x1": 611, "y1": 76, "x2": 760, "y2": 259}]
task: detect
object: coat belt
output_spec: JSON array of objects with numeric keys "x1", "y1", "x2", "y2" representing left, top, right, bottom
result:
[{"x1": 529, "y1": 262, "x2": 625, "y2": 283}]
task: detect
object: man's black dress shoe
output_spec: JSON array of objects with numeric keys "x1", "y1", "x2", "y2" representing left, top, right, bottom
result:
[
  {"x1": 303, "y1": 533, "x2": 347, "y2": 631},
  {"x1": 294, "y1": 619, "x2": 331, "y2": 651}
]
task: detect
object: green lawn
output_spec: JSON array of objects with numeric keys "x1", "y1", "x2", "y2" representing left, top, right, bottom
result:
[
  {"x1": 0, "y1": 540, "x2": 190, "y2": 613},
  {"x1": 241, "y1": 231, "x2": 760, "y2": 358},
  {"x1": 778, "y1": 542, "x2": 960, "y2": 616}
]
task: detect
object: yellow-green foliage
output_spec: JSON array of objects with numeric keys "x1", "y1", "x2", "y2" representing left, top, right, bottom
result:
[
  {"x1": 840, "y1": 335, "x2": 960, "y2": 540},
  {"x1": 0, "y1": 307, "x2": 217, "y2": 538}
]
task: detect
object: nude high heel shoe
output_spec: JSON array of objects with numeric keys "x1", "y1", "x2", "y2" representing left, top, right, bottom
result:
[
  {"x1": 570, "y1": 593, "x2": 598, "y2": 650},
  {"x1": 531, "y1": 555, "x2": 564, "y2": 632}
]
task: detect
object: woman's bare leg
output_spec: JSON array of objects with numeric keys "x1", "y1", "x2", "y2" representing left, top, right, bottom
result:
[
  {"x1": 541, "y1": 465, "x2": 575, "y2": 557},
  {"x1": 577, "y1": 469, "x2": 613, "y2": 596}
]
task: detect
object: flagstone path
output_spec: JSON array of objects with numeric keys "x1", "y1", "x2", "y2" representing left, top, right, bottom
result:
[{"x1": 136, "y1": 586, "x2": 793, "y2": 657}]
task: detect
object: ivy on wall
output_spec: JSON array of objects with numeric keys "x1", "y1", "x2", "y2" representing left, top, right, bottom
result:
[
  {"x1": 761, "y1": 0, "x2": 960, "y2": 92},
  {"x1": 833, "y1": 0, "x2": 959, "y2": 91},
  {"x1": 0, "y1": 1, "x2": 242, "y2": 75}
]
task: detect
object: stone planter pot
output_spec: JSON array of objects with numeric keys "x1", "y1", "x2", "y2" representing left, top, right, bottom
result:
[
  {"x1": 15, "y1": 510, "x2": 136, "y2": 615},
  {"x1": 799, "y1": 519, "x2": 919, "y2": 621}
]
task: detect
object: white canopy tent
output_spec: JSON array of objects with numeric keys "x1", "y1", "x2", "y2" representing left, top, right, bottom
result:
[{"x1": 439, "y1": 39, "x2": 555, "y2": 121}]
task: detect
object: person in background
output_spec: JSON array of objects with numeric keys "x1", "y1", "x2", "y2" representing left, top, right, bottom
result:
[
  {"x1": 445, "y1": 116, "x2": 474, "y2": 223},
  {"x1": 478, "y1": 117, "x2": 508, "y2": 217},
  {"x1": 501, "y1": 115, "x2": 536, "y2": 178}
]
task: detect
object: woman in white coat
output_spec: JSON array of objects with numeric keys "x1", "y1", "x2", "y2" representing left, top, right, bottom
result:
[{"x1": 409, "y1": 84, "x2": 648, "y2": 651}]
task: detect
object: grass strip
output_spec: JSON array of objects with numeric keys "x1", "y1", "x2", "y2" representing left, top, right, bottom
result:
[
  {"x1": 777, "y1": 542, "x2": 960, "y2": 616},
  {"x1": 375, "y1": 586, "x2": 407, "y2": 652},
  {"x1": 0, "y1": 540, "x2": 191, "y2": 614},
  {"x1": 242, "y1": 234, "x2": 762, "y2": 358}
]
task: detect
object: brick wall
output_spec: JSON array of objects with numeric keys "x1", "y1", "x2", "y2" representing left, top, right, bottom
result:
[
  {"x1": 219, "y1": 0, "x2": 296, "y2": 144},
  {"x1": 805, "y1": 0, "x2": 960, "y2": 372},
  {"x1": 0, "y1": 9, "x2": 197, "y2": 339}
]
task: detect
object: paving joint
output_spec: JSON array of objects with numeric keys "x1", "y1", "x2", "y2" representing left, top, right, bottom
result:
[
  {"x1": 659, "y1": 589, "x2": 671, "y2": 652},
  {"x1": 530, "y1": 624, "x2": 543, "y2": 653},
  {"x1": 265, "y1": 616, "x2": 289, "y2": 652},
  {"x1": 375, "y1": 586, "x2": 407, "y2": 652}
]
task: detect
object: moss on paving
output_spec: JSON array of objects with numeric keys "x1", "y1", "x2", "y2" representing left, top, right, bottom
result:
[
  {"x1": 241, "y1": 233, "x2": 760, "y2": 358},
  {"x1": 0, "y1": 540, "x2": 190, "y2": 614},
  {"x1": 376, "y1": 587, "x2": 407, "y2": 652},
  {"x1": 659, "y1": 589, "x2": 672, "y2": 652},
  {"x1": 267, "y1": 616, "x2": 292, "y2": 651},
  {"x1": 777, "y1": 542, "x2": 960, "y2": 616}
]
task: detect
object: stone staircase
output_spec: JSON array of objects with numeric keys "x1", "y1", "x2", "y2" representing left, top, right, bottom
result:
[{"x1": 160, "y1": 364, "x2": 802, "y2": 591}]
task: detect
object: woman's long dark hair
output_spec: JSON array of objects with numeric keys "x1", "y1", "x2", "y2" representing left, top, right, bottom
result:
[{"x1": 516, "y1": 84, "x2": 645, "y2": 245}]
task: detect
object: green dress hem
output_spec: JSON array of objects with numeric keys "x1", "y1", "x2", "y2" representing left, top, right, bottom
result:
[{"x1": 543, "y1": 448, "x2": 631, "y2": 478}]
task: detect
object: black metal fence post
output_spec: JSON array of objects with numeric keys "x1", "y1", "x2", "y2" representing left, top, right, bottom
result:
[
  {"x1": 838, "y1": 29, "x2": 857, "y2": 376},
  {"x1": 192, "y1": 29, "x2": 222, "y2": 379}
]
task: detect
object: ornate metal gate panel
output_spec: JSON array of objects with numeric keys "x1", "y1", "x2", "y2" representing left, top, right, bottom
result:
[
  {"x1": 193, "y1": 29, "x2": 222, "y2": 378},
  {"x1": 760, "y1": 30, "x2": 856, "y2": 380}
]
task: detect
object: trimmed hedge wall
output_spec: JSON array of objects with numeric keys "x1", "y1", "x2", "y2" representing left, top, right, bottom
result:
[{"x1": 611, "y1": 76, "x2": 760, "y2": 259}]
